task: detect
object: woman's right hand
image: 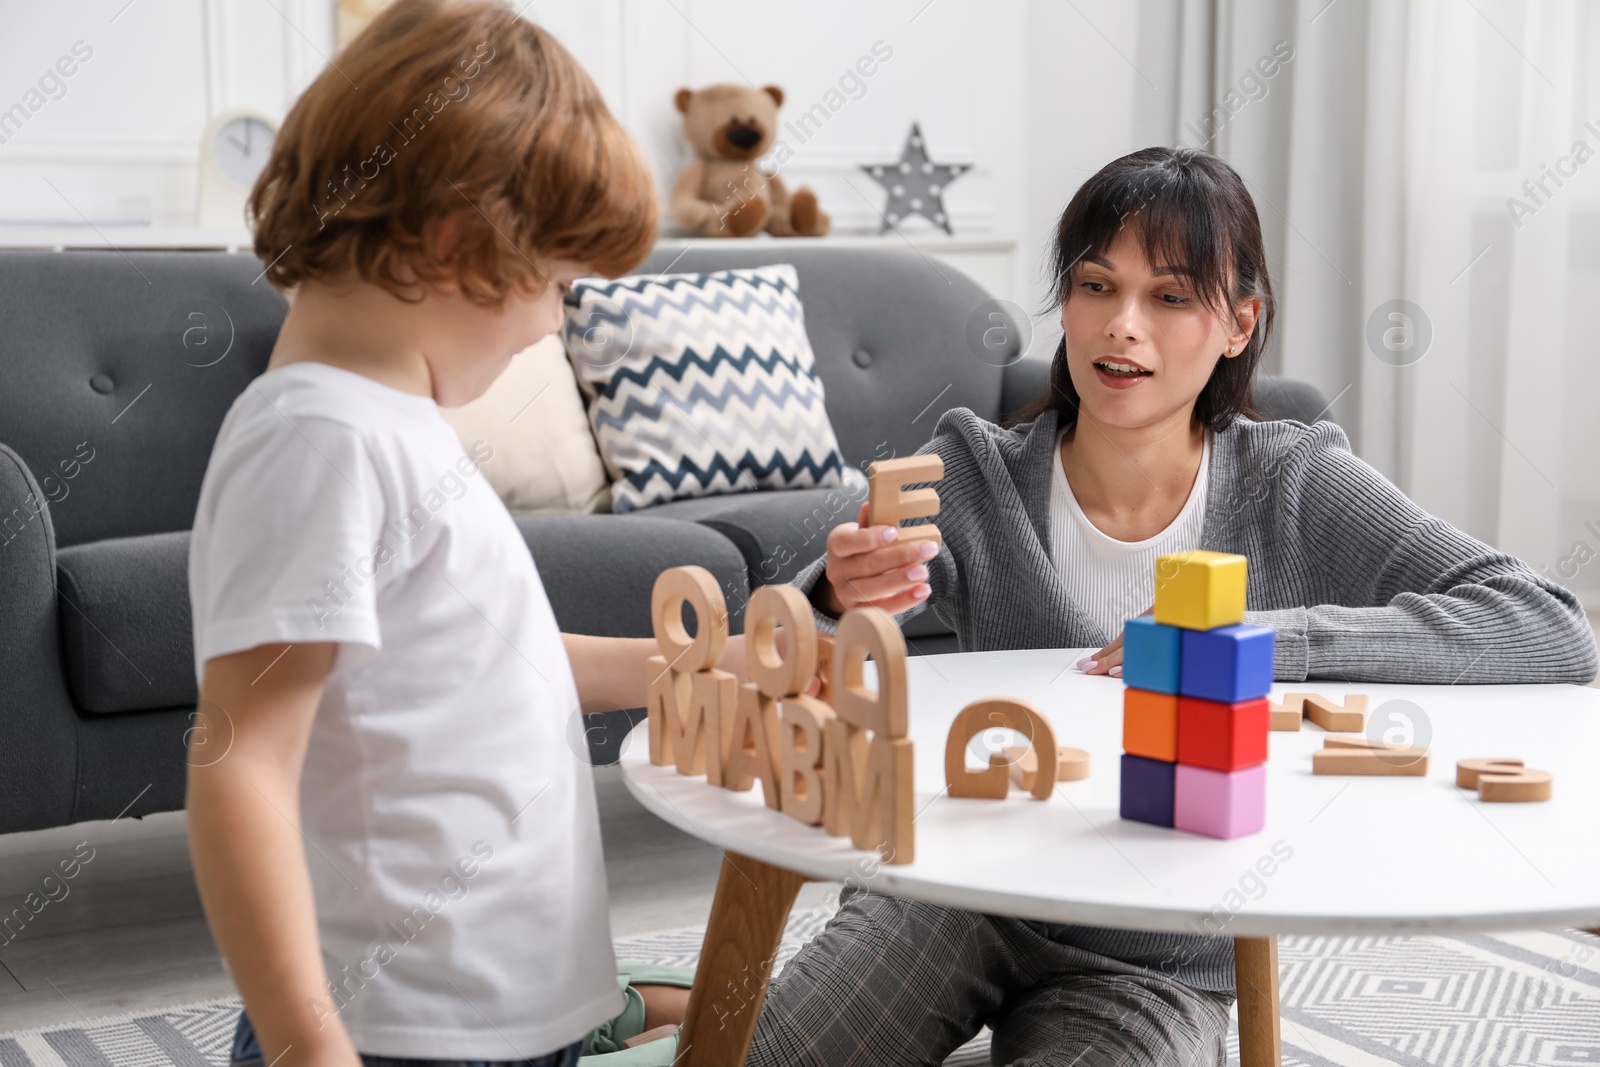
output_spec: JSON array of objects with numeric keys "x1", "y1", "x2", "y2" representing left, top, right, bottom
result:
[{"x1": 818, "y1": 504, "x2": 939, "y2": 616}]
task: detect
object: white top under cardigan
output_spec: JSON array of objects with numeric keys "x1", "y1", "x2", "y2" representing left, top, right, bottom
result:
[{"x1": 1048, "y1": 429, "x2": 1210, "y2": 638}]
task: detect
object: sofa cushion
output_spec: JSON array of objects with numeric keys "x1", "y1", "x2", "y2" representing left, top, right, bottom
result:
[
  {"x1": 439, "y1": 336, "x2": 611, "y2": 514},
  {"x1": 54, "y1": 514, "x2": 753, "y2": 718},
  {"x1": 633, "y1": 246, "x2": 1015, "y2": 470},
  {"x1": 563, "y1": 264, "x2": 845, "y2": 512},
  {"x1": 56, "y1": 531, "x2": 196, "y2": 714},
  {"x1": 634, "y1": 484, "x2": 954, "y2": 641},
  {"x1": 636, "y1": 487, "x2": 854, "y2": 588}
]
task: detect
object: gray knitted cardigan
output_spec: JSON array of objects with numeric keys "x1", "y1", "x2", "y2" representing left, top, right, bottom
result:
[{"x1": 793, "y1": 406, "x2": 1597, "y2": 991}]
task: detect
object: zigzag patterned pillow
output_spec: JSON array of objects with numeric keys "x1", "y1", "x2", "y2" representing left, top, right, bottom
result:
[{"x1": 562, "y1": 264, "x2": 845, "y2": 513}]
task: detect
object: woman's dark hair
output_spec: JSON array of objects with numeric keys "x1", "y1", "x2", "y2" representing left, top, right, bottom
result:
[{"x1": 1010, "y1": 146, "x2": 1275, "y2": 432}]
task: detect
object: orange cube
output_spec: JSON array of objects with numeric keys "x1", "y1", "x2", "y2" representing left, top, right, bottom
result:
[{"x1": 1123, "y1": 688, "x2": 1179, "y2": 762}]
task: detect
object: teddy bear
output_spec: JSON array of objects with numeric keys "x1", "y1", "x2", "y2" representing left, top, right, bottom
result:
[{"x1": 670, "y1": 83, "x2": 831, "y2": 239}]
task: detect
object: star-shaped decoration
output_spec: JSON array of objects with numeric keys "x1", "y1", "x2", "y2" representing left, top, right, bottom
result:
[{"x1": 859, "y1": 122, "x2": 971, "y2": 235}]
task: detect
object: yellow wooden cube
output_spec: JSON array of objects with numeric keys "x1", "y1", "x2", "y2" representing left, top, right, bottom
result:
[{"x1": 1152, "y1": 551, "x2": 1247, "y2": 630}]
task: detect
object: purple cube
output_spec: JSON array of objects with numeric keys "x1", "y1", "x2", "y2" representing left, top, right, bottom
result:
[
  {"x1": 1174, "y1": 763, "x2": 1266, "y2": 839},
  {"x1": 1179, "y1": 624, "x2": 1275, "y2": 703},
  {"x1": 1120, "y1": 753, "x2": 1176, "y2": 827}
]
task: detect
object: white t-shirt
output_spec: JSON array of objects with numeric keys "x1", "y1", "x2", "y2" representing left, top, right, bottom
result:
[
  {"x1": 189, "y1": 362, "x2": 622, "y2": 1058},
  {"x1": 1048, "y1": 430, "x2": 1211, "y2": 641}
]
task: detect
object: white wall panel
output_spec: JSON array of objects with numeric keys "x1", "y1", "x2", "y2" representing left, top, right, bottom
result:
[
  {"x1": 0, "y1": 0, "x2": 329, "y2": 225},
  {"x1": 0, "y1": 0, "x2": 1148, "y2": 310}
]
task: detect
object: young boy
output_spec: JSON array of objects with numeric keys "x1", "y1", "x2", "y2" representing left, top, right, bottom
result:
[{"x1": 186, "y1": 4, "x2": 687, "y2": 1064}]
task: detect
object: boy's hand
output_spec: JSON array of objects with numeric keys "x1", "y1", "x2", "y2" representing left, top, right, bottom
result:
[
  {"x1": 819, "y1": 504, "x2": 938, "y2": 617},
  {"x1": 1077, "y1": 605, "x2": 1153, "y2": 677}
]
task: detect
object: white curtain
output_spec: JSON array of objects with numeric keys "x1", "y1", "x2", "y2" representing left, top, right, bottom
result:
[{"x1": 1148, "y1": 0, "x2": 1600, "y2": 607}]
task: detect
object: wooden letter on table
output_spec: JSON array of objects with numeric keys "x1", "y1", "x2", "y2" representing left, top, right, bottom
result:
[
  {"x1": 1456, "y1": 758, "x2": 1553, "y2": 802},
  {"x1": 945, "y1": 698, "x2": 1058, "y2": 800},
  {"x1": 1312, "y1": 743, "x2": 1430, "y2": 776},
  {"x1": 832, "y1": 608, "x2": 909, "y2": 739},
  {"x1": 777, "y1": 695, "x2": 833, "y2": 825},
  {"x1": 827, "y1": 607, "x2": 913, "y2": 862},
  {"x1": 1266, "y1": 698, "x2": 1303, "y2": 732},
  {"x1": 1006, "y1": 745, "x2": 1091, "y2": 790},
  {"x1": 687, "y1": 669, "x2": 737, "y2": 786},
  {"x1": 746, "y1": 585, "x2": 818, "y2": 699},
  {"x1": 746, "y1": 584, "x2": 829, "y2": 821},
  {"x1": 646, "y1": 656, "x2": 692, "y2": 768},
  {"x1": 646, "y1": 659, "x2": 735, "y2": 781},
  {"x1": 852, "y1": 735, "x2": 915, "y2": 863},
  {"x1": 647, "y1": 567, "x2": 733, "y2": 777},
  {"x1": 867, "y1": 454, "x2": 945, "y2": 548},
  {"x1": 651, "y1": 566, "x2": 729, "y2": 673},
  {"x1": 723, "y1": 684, "x2": 782, "y2": 810},
  {"x1": 1280, "y1": 692, "x2": 1369, "y2": 733},
  {"x1": 821, "y1": 716, "x2": 868, "y2": 838},
  {"x1": 820, "y1": 716, "x2": 909, "y2": 856},
  {"x1": 1004, "y1": 746, "x2": 1039, "y2": 791}
]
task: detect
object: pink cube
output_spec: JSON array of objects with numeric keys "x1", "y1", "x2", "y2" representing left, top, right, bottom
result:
[{"x1": 1174, "y1": 763, "x2": 1265, "y2": 839}]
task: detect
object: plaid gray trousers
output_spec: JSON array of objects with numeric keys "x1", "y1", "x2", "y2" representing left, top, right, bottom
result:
[{"x1": 747, "y1": 887, "x2": 1235, "y2": 1066}]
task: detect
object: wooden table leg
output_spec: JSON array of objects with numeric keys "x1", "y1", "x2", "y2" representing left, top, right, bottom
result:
[
  {"x1": 678, "y1": 851, "x2": 808, "y2": 1067},
  {"x1": 1234, "y1": 936, "x2": 1281, "y2": 1067}
]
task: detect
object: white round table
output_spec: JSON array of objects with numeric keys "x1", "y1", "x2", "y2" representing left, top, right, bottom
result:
[{"x1": 621, "y1": 647, "x2": 1600, "y2": 1066}]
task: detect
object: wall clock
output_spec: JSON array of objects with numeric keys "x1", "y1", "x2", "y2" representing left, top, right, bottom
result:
[{"x1": 197, "y1": 110, "x2": 278, "y2": 228}]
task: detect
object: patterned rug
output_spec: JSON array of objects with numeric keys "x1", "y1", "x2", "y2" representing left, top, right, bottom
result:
[{"x1": 2, "y1": 910, "x2": 1596, "y2": 1066}]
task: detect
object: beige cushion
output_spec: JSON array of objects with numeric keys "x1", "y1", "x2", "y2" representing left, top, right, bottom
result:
[{"x1": 439, "y1": 335, "x2": 610, "y2": 514}]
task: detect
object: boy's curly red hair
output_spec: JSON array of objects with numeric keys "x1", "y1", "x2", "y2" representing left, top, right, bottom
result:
[{"x1": 250, "y1": 0, "x2": 656, "y2": 305}]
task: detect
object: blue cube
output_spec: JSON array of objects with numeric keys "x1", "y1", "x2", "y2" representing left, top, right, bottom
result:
[
  {"x1": 1179, "y1": 624, "x2": 1275, "y2": 703},
  {"x1": 1120, "y1": 753, "x2": 1176, "y2": 827},
  {"x1": 1122, "y1": 616, "x2": 1181, "y2": 694}
]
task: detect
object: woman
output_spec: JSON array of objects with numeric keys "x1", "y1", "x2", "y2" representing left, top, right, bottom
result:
[{"x1": 746, "y1": 146, "x2": 1596, "y2": 1066}]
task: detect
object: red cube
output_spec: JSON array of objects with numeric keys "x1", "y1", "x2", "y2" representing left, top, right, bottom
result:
[{"x1": 1176, "y1": 696, "x2": 1268, "y2": 772}]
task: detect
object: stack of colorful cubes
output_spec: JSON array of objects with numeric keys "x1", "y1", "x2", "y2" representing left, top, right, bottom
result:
[{"x1": 1119, "y1": 551, "x2": 1275, "y2": 839}]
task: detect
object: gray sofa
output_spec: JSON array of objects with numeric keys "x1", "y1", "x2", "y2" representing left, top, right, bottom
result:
[{"x1": 0, "y1": 244, "x2": 1329, "y2": 835}]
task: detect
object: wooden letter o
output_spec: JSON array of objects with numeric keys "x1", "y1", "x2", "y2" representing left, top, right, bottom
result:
[
  {"x1": 944, "y1": 698, "x2": 1057, "y2": 800},
  {"x1": 746, "y1": 585, "x2": 818, "y2": 699},
  {"x1": 1456, "y1": 758, "x2": 1553, "y2": 802},
  {"x1": 832, "y1": 607, "x2": 908, "y2": 739},
  {"x1": 650, "y1": 566, "x2": 728, "y2": 673}
]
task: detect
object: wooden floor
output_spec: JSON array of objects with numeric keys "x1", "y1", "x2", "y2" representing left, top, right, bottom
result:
[{"x1": 0, "y1": 766, "x2": 840, "y2": 1033}]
